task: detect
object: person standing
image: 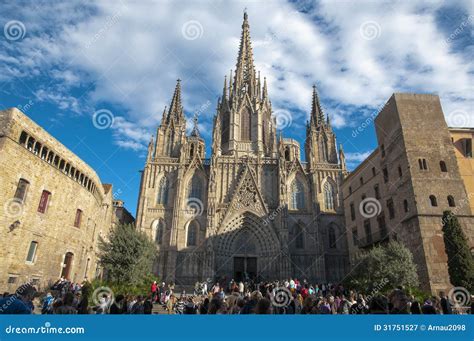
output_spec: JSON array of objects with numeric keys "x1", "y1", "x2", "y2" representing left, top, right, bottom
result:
[{"x1": 439, "y1": 291, "x2": 452, "y2": 315}]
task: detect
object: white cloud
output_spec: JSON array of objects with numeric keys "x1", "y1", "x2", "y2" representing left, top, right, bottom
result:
[{"x1": 1, "y1": 0, "x2": 472, "y2": 151}]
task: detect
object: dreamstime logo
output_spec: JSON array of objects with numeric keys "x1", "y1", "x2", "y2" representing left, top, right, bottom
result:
[
  {"x1": 4, "y1": 20, "x2": 26, "y2": 41},
  {"x1": 185, "y1": 197, "x2": 204, "y2": 218},
  {"x1": 92, "y1": 109, "x2": 114, "y2": 130},
  {"x1": 182, "y1": 20, "x2": 203, "y2": 40},
  {"x1": 4, "y1": 198, "x2": 24, "y2": 219},
  {"x1": 274, "y1": 109, "x2": 292, "y2": 130},
  {"x1": 271, "y1": 287, "x2": 292, "y2": 307},
  {"x1": 448, "y1": 287, "x2": 471, "y2": 306},
  {"x1": 92, "y1": 286, "x2": 115, "y2": 306},
  {"x1": 447, "y1": 110, "x2": 470, "y2": 127},
  {"x1": 359, "y1": 197, "x2": 382, "y2": 218},
  {"x1": 359, "y1": 21, "x2": 381, "y2": 41}
]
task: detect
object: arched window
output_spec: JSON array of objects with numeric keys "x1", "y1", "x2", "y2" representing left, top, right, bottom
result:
[
  {"x1": 189, "y1": 175, "x2": 203, "y2": 200},
  {"x1": 447, "y1": 195, "x2": 455, "y2": 207},
  {"x1": 440, "y1": 161, "x2": 447, "y2": 172},
  {"x1": 293, "y1": 223, "x2": 304, "y2": 249},
  {"x1": 154, "y1": 220, "x2": 164, "y2": 245},
  {"x1": 328, "y1": 226, "x2": 337, "y2": 249},
  {"x1": 429, "y1": 195, "x2": 438, "y2": 207},
  {"x1": 187, "y1": 221, "x2": 198, "y2": 246},
  {"x1": 290, "y1": 179, "x2": 305, "y2": 210},
  {"x1": 284, "y1": 147, "x2": 290, "y2": 161},
  {"x1": 189, "y1": 144, "x2": 194, "y2": 158},
  {"x1": 157, "y1": 176, "x2": 169, "y2": 205},
  {"x1": 241, "y1": 107, "x2": 251, "y2": 141},
  {"x1": 324, "y1": 181, "x2": 335, "y2": 210},
  {"x1": 403, "y1": 199, "x2": 409, "y2": 213}
]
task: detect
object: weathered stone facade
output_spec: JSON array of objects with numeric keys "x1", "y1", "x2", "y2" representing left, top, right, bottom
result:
[
  {"x1": 342, "y1": 94, "x2": 474, "y2": 293},
  {"x1": 136, "y1": 13, "x2": 349, "y2": 286},
  {"x1": 449, "y1": 128, "x2": 474, "y2": 213},
  {"x1": 0, "y1": 108, "x2": 115, "y2": 292}
]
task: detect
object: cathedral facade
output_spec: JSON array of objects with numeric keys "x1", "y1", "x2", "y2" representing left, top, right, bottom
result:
[{"x1": 136, "y1": 13, "x2": 349, "y2": 285}]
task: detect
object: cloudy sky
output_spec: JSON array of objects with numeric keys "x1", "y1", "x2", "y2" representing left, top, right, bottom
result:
[{"x1": 1, "y1": 0, "x2": 473, "y2": 212}]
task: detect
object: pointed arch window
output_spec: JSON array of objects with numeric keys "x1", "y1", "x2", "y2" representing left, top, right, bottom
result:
[
  {"x1": 189, "y1": 175, "x2": 203, "y2": 200},
  {"x1": 155, "y1": 220, "x2": 164, "y2": 245},
  {"x1": 328, "y1": 225, "x2": 337, "y2": 249},
  {"x1": 324, "y1": 181, "x2": 335, "y2": 210},
  {"x1": 157, "y1": 176, "x2": 169, "y2": 205},
  {"x1": 290, "y1": 179, "x2": 305, "y2": 210},
  {"x1": 187, "y1": 221, "x2": 198, "y2": 246},
  {"x1": 241, "y1": 107, "x2": 251, "y2": 141}
]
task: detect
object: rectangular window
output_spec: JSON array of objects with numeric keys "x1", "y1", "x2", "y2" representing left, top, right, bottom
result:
[
  {"x1": 8, "y1": 276, "x2": 17, "y2": 284},
  {"x1": 374, "y1": 184, "x2": 380, "y2": 199},
  {"x1": 377, "y1": 214, "x2": 387, "y2": 237},
  {"x1": 465, "y1": 138, "x2": 472, "y2": 158},
  {"x1": 350, "y1": 203, "x2": 355, "y2": 221},
  {"x1": 37, "y1": 190, "x2": 51, "y2": 213},
  {"x1": 383, "y1": 167, "x2": 389, "y2": 183},
  {"x1": 364, "y1": 219, "x2": 372, "y2": 244},
  {"x1": 352, "y1": 228, "x2": 358, "y2": 246},
  {"x1": 26, "y1": 241, "x2": 38, "y2": 262},
  {"x1": 74, "y1": 209, "x2": 83, "y2": 228},
  {"x1": 349, "y1": 186, "x2": 352, "y2": 195},
  {"x1": 372, "y1": 167, "x2": 376, "y2": 176},
  {"x1": 387, "y1": 199, "x2": 395, "y2": 220},
  {"x1": 398, "y1": 166, "x2": 402, "y2": 178},
  {"x1": 14, "y1": 178, "x2": 30, "y2": 203}
]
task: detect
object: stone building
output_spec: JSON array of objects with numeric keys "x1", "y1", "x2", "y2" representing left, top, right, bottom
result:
[
  {"x1": 449, "y1": 128, "x2": 474, "y2": 213},
  {"x1": 341, "y1": 93, "x2": 474, "y2": 293},
  {"x1": 0, "y1": 108, "x2": 115, "y2": 292},
  {"x1": 112, "y1": 199, "x2": 135, "y2": 227},
  {"x1": 136, "y1": 13, "x2": 349, "y2": 285}
]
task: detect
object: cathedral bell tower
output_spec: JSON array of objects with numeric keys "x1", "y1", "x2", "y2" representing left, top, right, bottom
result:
[
  {"x1": 154, "y1": 79, "x2": 187, "y2": 158},
  {"x1": 215, "y1": 12, "x2": 277, "y2": 158},
  {"x1": 305, "y1": 85, "x2": 339, "y2": 169}
]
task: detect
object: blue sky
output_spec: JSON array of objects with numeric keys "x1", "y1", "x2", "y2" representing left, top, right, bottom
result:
[{"x1": 1, "y1": 0, "x2": 473, "y2": 215}]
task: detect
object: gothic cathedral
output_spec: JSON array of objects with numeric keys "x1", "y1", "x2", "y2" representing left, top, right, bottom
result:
[{"x1": 136, "y1": 13, "x2": 349, "y2": 286}]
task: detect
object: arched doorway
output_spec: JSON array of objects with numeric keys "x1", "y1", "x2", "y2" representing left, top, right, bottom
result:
[
  {"x1": 61, "y1": 252, "x2": 74, "y2": 280},
  {"x1": 215, "y1": 212, "x2": 280, "y2": 281},
  {"x1": 232, "y1": 230, "x2": 258, "y2": 281}
]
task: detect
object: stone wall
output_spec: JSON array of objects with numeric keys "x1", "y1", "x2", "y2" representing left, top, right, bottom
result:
[
  {"x1": 0, "y1": 108, "x2": 114, "y2": 292},
  {"x1": 342, "y1": 93, "x2": 474, "y2": 293}
]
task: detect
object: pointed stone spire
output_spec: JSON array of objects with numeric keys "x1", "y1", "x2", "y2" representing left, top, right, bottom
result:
[
  {"x1": 311, "y1": 84, "x2": 325, "y2": 128},
  {"x1": 222, "y1": 75, "x2": 228, "y2": 102},
  {"x1": 190, "y1": 113, "x2": 200, "y2": 137},
  {"x1": 326, "y1": 113, "x2": 332, "y2": 129},
  {"x1": 168, "y1": 79, "x2": 184, "y2": 123},
  {"x1": 233, "y1": 11, "x2": 257, "y2": 98},
  {"x1": 339, "y1": 143, "x2": 346, "y2": 171},
  {"x1": 228, "y1": 69, "x2": 233, "y2": 99},
  {"x1": 147, "y1": 135, "x2": 154, "y2": 162},
  {"x1": 161, "y1": 106, "x2": 167, "y2": 124},
  {"x1": 262, "y1": 77, "x2": 268, "y2": 102}
]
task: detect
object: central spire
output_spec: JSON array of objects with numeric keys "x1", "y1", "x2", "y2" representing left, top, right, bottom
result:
[{"x1": 233, "y1": 11, "x2": 257, "y2": 99}]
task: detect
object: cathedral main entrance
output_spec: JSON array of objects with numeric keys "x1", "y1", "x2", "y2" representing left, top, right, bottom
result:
[{"x1": 233, "y1": 256, "x2": 257, "y2": 282}]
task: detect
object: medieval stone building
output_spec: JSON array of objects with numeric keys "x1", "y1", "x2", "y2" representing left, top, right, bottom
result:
[
  {"x1": 0, "y1": 108, "x2": 122, "y2": 293},
  {"x1": 136, "y1": 13, "x2": 349, "y2": 285}
]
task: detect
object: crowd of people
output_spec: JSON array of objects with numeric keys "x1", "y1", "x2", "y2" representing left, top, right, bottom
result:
[{"x1": 0, "y1": 277, "x2": 472, "y2": 315}]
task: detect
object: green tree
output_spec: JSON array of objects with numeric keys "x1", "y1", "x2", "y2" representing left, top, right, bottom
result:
[
  {"x1": 442, "y1": 211, "x2": 474, "y2": 292},
  {"x1": 99, "y1": 223, "x2": 156, "y2": 285},
  {"x1": 347, "y1": 241, "x2": 419, "y2": 292}
]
